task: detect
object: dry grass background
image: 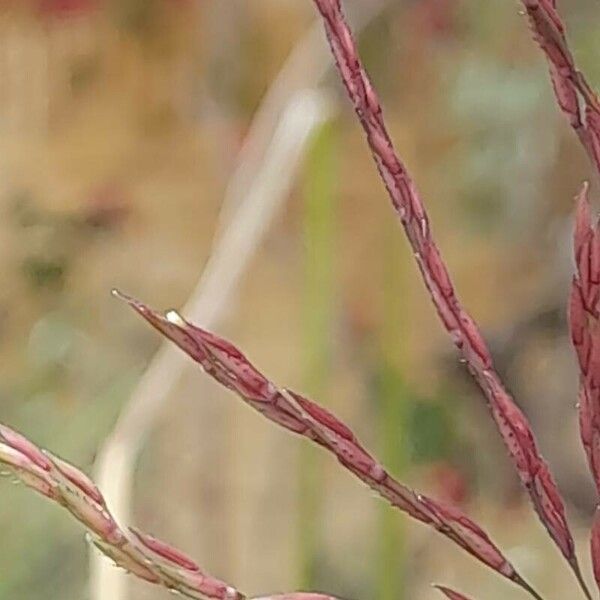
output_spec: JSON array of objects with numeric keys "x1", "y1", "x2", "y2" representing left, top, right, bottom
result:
[{"x1": 1, "y1": 1, "x2": 600, "y2": 599}]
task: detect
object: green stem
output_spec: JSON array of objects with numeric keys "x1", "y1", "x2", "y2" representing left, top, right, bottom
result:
[
  {"x1": 377, "y1": 214, "x2": 409, "y2": 600},
  {"x1": 298, "y1": 120, "x2": 337, "y2": 589}
]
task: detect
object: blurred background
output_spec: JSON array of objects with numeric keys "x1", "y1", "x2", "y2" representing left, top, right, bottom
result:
[{"x1": 0, "y1": 1, "x2": 599, "y2": 599}]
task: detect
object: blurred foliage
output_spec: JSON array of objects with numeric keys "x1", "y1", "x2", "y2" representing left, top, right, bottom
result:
[{"x1": 0, "y1": 1, "x2": 597, "y2": 599}]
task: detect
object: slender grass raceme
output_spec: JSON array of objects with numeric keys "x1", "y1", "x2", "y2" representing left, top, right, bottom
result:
[
  {"x1": 570, "y1": 183, "x2": 600, "y2": 492},
  {"x1": 0, "y1": 423, "x2": 342, "y2": 600},
  {"x1": 114, "y1": 289, "x2": 542, "y2": 600},
  {"x1": 526, "y1": 5, "x2": 600, "y2": 597},
  {"x1": 520, "y1": 0, "x2": 600, "y2": 177},
  {"x1": 115, "y1": 0, "x2": 600, "y2": 597},
  {"x1": 0, "y1": 424, "x2": 243, "y2": 600},
  {"x1": 570, "y1": 184, "x2": 600, "y2": 595},
  {"x1": 309, "y1": 0, "x2": 593, "y2": 596}
]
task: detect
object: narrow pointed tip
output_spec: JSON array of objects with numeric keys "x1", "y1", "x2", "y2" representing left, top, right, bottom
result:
[
  {"x1": 432, "y1": 585, "x2": 471, "y2": 600},
  {"x1": 110, "y1": 289, "x2": 148, "y2": 315},
  {"x1": 111, "y1": 288, "x2": 127, "y2": 303},
  {"x1": 570, "y1": 557, "x2": 593, "y2": 600},
  {"x1": 512, "y1": 573, "x2": 544, "y2": 600},
  {"x1": 575, "y1": 182, "x2": 593, "y2": 258},
  {"x1": 111, "y1": 288, "x2": 130, "y2": 302}
]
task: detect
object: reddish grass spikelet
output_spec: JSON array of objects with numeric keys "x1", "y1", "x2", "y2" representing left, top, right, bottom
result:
[
  {"x1": 587, "y1": 108, "x2": 600, "y2": 170},
  {"x1": 570, "y1": 183, "x2": 600, "y2": 492},
  {"x1": 434, "y1": 585, "x2": 475, "y2": 600},
  {"x1": 306, "y1": 0, "x2": 586, "y2": 594},
  {"x1": 129, "y1": 528, "x2": 201, "y2": 573},
  {"x1": 0, "y1": 423, "x2": 246, "y2": 600},
  {"x1": 591, "y1": 509, "x2": 600, "y2": 592},
  {"x1": 4, "y1": 1, "x2": 600, "y2": 597},
  {"x1": 0, "y1": 424, "x2": 52, "y2": 472},
  {"x1": 50, "y1": 452, "x2": 106, "y2": 506},
  {"x1": 0, "y1": 422, "x2": 354, "y2": 600},
  {"x1": 522, "y1": 0, "x2": 600, "y2": 176},
  {"x1": 116, "y1": 290, "x2": 541, "y2": 599},
  {"x1": 570, "y1": 182, "x2": 600, "y2": 597}
]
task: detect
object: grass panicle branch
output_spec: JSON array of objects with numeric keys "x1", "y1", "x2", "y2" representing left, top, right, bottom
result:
[
  {"x1": 526, "y1": 1, "x2": 600, "y2": 597},
  {"x1": 306, "y1": 0, "x2": 587, "y2": 596},
  {"x1": 0, "y1": 424, "x2": 243, "y2": 600},
  {"x1": 299, "y1": 119, "x2": 337, "y2": 588},
  {"x1": 115, "y1": 290, "x2": 542, "y2": 600},
  {"x1": 570, "y1": 184, "x2": 600, "y2": 597},
  {"x1": 569, "y1": 183, "x2": 600, "y2": 491},
  {"x1": 591, "y1": 509, "x2": 600, "y2": 592},
  {"x1": 521, "y1": 0, "x2": 600, "y2": 177},
  {"x1": 0, "y1": 422, "x2": 347, "y2": 600}
]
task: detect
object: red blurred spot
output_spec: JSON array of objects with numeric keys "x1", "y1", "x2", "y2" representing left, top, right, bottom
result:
[
  {"x1": 84, "y1": 183, "x2": 130, "y2": 230},
  {"x1": 37, "y1": 0, "x2": 99, "y2": 17},
  {"x1": 411, "y1": 0, "x2": 458, "y2": 40},
  {"x1": 428, "y1": 462, "x2": 469, "y2": 507}
]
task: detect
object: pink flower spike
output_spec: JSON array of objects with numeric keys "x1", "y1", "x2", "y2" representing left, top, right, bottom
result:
[
  {"x1": 119, "y1": 294, "x2": 541, "y2": 599},
  {"x1": 111, "y1": 289, "x2": 205, "y2": 362},
  {"x1": 91, "y1": 536, "x2": 161, "y2": 584},
  {"x1": 129, "y1": 528, "x2": 200, "y2": 572},
  {"x1": 434, "y1": 585, "x2": 475, "y2": 600},
  {"x1": 571, "y1": 183, "x2": 600, "y2": 510},
  {"x1": 176, "y1": 571, "x2": 244, "y2": 600},
  {"x1": 0, "y1": 424, "x2": 52, "y2": 472},
  {"x1": 575, "y1": 183, "x2": 592, "y2": 263},
  {"x1": 257, "y1": 595, "x2": 340, "y2": 600},
  {"x1": 61, "y1": 489, "x2": 123, "y2": 546},
  {"x1": 0, "y1": 442, "x2": 56, "y2": 499},
  {"x1": 306, "y1": 0, "x2": 586, "y2": 595},
  {"x1": 522, "y1": 0, "x2": 600, "y2": 176},
  {"x1": 49, "y1": 452, "x2": 105, "y2": 506},
  {"x1": 128, "y1": 529, "x2": 245, "y2": 600},
  {"x1": 591, "y1": 508, "x2": 600, "y2": 593},
  {"x1": 0, "y1": 424, "x2": 247, "y2": 599}
]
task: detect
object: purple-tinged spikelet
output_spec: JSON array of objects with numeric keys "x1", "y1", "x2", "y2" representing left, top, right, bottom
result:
[
  {"x1": 591, "y1": 509, "x2": 600, "y2": 592},
  {"x1": 434, "y1": 585, "x2": 475, "y2": 600},
  {"x1": 303, "y1": 0, "x2": 586, "y2": 594},
  {"x1": 570, "y1": 184, "x2": 600, "y2": 490},
  {"x1": 522, "y1": 0, "x2": 600, "y2": 176},
  {"x1": 117, "y1": 291, "x2": 541, "y2": 599},
  {"x1": 0, "y1": 423, "x2": 245, "y2": 600}
]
